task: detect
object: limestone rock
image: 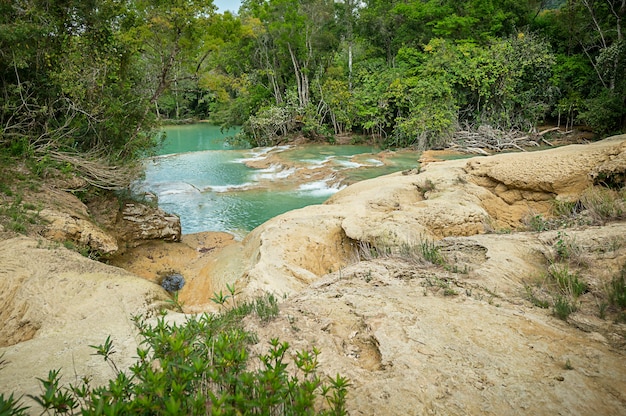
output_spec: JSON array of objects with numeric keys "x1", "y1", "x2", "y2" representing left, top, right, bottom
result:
[
  {"x1": 3, "y1": 136, "x2": 626, "y2": 416},
  {"x1": 39, "y1": 208, "x2": 118, "y2": 254},
  {"x1": 247, "y1": 244, "x2": 626, "y2": 415},
  {"x1": 206, "y1": 136, "x2": 626, "y2": 302},
  {"x1": 0, "y1": 237, "x2": 169, "y2": 407},
  {"x1": 116, "y1": 202, "x2": 181, "y2": 246}
]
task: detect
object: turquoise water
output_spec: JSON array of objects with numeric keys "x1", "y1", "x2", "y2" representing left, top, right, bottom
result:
[
  {"x1": 157, "y1": 124, "x2": 242, "y2": 155},
  {"x1": 136, "y1": 124, "x2": 420, "y2": 236}
]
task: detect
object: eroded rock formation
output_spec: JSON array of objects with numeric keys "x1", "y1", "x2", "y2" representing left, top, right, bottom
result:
[{"x1": 1, "y1": 136, "x2": 625, "y2": 415}]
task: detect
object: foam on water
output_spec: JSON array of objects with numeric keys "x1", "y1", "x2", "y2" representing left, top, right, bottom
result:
[
  {"x1": 333, "y1": 158, "x2": 364, "y2": 168},
  {"x1": 297, "y1": 176, "x2": 346, "y2": 197},
  {"x1": 148, "y1": 181, "x2": 202, "y2": 195},
  {"x1": 365, "y1": 158, "x2": 385, "y2": 166},
  {"x1": 236, "y1": 145, "x2": 292, "y2": 163},
  {"x1": 252, "y1": 164, "x2": 297, "y2": 181}
]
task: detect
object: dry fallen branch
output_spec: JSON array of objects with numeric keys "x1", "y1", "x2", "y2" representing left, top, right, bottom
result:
[
  {"x1": 36, "y1": 148, "x2": 140, "y2": 190},
  {"x1": 449, "y1": 125, "x2": 560, "y2": 154}
]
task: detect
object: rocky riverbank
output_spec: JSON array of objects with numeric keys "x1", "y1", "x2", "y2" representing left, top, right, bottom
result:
[{"x1": 1, "y1": 136, "x2": 626, "y2": 414}]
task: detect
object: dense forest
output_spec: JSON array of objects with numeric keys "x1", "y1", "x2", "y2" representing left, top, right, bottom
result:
[{"x1": 1, "y1": 0, "x2": 625, "y2": 174}]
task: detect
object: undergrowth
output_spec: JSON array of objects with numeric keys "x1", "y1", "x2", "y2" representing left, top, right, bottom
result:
[
  {"x1": 0, "y1": 293, "x2": 350, "y2": 415},
  {"x1": 522, "y1": 185, "x2": 626, "y2": 232},
  {"x1": 357, "y1": 236, "x2": 447, "y2": 267}
]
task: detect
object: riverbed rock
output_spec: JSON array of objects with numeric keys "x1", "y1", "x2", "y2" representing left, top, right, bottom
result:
[
  {"x1": 2, "y1": 136, "x2": 626, "y2": 415},
  {"x1": 115, "y1": 202, "x2": 182, "y2": 246},
  {"x1": 204, "y1": 135, "x2": 626, "y2": 302},
  {"x1": 246, "y1": 238, "x2": 626, "y2": 415}
]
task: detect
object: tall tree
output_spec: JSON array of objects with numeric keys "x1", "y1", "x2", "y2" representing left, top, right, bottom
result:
[{"x1": 543, "y1": 0, "x2": 626, "y2": 132}]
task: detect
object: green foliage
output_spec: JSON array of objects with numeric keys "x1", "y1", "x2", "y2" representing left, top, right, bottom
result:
[
  {"x1": 0, "y1": 392, "x2": 30, "y2": 416},
  {"x1": 0, "y1": 0, "x2": 158, "y2": 164},
  {"x1": 552, "y1": 231, "x2": 584, "y2": 265},
  {"x1": 523, "y1": 213, "x2": 551, "y2": 232},
  {"x1": 553, "y1": 295, "x2": 577, "y2": 320},
  {"x1": 417, "y1": 239, "x2": 446, "y2": 266},
  {"x1": 0, "y1": 194, "x2": 41, "y2": 234},
  {"x1": 2, "y1": 0, "x2": 624, "y2": 160},
  {"x1": 548, "y1": 264, "x2": 588, "y2": 298},
  {"x1": 524, "y1": 284, "x2": 551, "y2": 309},
  {"x1": 3, "y1": 294, "x2": 348, "y2": 415},
  {"x1": 579, "y1": 90, "x2": 625, "y2": 135}
]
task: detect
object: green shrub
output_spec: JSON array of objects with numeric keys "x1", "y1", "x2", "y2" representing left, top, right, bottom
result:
[
  {"x1": 3, "y1": 294, "x2": 349, "y2": 415},
  {"x1": 578, "y1": 90, "x2": 624, "y2": 135},
  {"x1": 418, "y1": 239, "x2": 446, "y2": 266},
  {"x1": 364, "y1": 238, "x2": 446, "y2": 266},
  {"x1": 551, "y1": 231, "x2": 586, "y2": 267}
]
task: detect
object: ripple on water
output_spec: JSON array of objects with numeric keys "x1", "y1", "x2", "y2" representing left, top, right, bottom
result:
[{"x1": 140, "y1": 126, "x2": 421, "y2": 235}]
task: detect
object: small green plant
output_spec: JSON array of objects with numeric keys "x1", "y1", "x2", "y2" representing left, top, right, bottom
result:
[
  {"x1": 89, "y1": 335, "x2": 120, "y2": 374},
  {"x1": 225, "y1": 282, "x2": 240, "y2": 307},
  {"x1": 211, "y1": 289, "x2": 231, "y2": 308},
  {"x1": 418, "y1": 239, "x2": 446, "y2": 266},
  {"x1": 358, "y1": 237, "x2": 446, "y2": 267},
  {"x1": 548, "y1": 265, "x2": 587, "y2": 298},
  {"x1": 597, "y1": 300, "x2": 609, "y2": 319},
  {"x1": 0, "y1": 392, "x2": 29, "y2": 415},
  {"x1": 0, "y1": 353, "x2": 30, "y2": 415},
  {"x1": 552, "y1": 199, "x2": 579, "y2": 218},
  {"x1": 251, "y1": 292, "x2": 280, "y2": 322},
  {"x1": 524, "y1": 212, "x2": 550, "y2": 232},
  {"x1": 443, "y1": 287, "x2": 458, "y2": 296},
  {"x1": 165, "y1": 291, "x2": 185, "y2": 312},
  {"x1": 553, "y1": 295, "x2": 577, "y2": 320},
  {"x1": 445, "y1": 263, "x2": 469, "y2": 274},
  {"x1": 554, "y1": 231, "x2": 570, "y2": 261},
  {"x1": 0, "y1": 182, "x2": 13, "y2": 196},
  {"x1": 423, "y1": 276, "x2": 458, "y2": 297},
  {"x1": 29, "y1": 369, "x2": 78, "y2": 414},
  {"x1": 550, "y1": 231, "x2": 587, "y2": 267},
  {"x1": 564, "y1": 359, "x2": 574, "y2": 370},
  {"x1": 0, "y1": 194, "x2": 42, "y2": 234},
  {"x1": 62, "y1": 240, "x2": 102, "y2": 260},
  {"x1": 416, "y1": 179, "x2": 436, "y2": 198}
]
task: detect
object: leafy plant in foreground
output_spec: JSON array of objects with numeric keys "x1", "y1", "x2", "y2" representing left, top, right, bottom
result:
[{"x1": 3, "y1": 293, "x2": 349, "y2": 415}]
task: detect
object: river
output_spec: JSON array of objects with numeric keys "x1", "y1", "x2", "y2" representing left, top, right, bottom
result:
[{"x1": 134, "y1": 124, "x2": 421, "y2": 237}]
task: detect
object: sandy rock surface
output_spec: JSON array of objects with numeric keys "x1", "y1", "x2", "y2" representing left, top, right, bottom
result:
[
  {"x1": 1, "y1": 136, "x2": 626, "y2": 414},
  {"x1": 248, "y1": 241, "x2": 626, "y2": 415},
  {"x1": 207, "y1": 135, "x2": 626, "y2": 301},
  {"x1": 0, "y1": 237, "x2": 169, "y2": 406}
]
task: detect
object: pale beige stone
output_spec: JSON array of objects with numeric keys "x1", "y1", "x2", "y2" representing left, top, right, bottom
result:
[{"x1": 2, "y1": 136, "x2": 626, "y2": 415}]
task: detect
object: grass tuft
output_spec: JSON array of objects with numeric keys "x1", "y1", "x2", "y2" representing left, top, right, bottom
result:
[
  {"x1": 553, "y1": 295, "x2": 577, "y2": 320},
  {"x1": 608, "y1": 263, "x2": 626, "y2": 308},
  {"x1": 580, "y1": 186, "x2": 625, "y2": 224}
]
